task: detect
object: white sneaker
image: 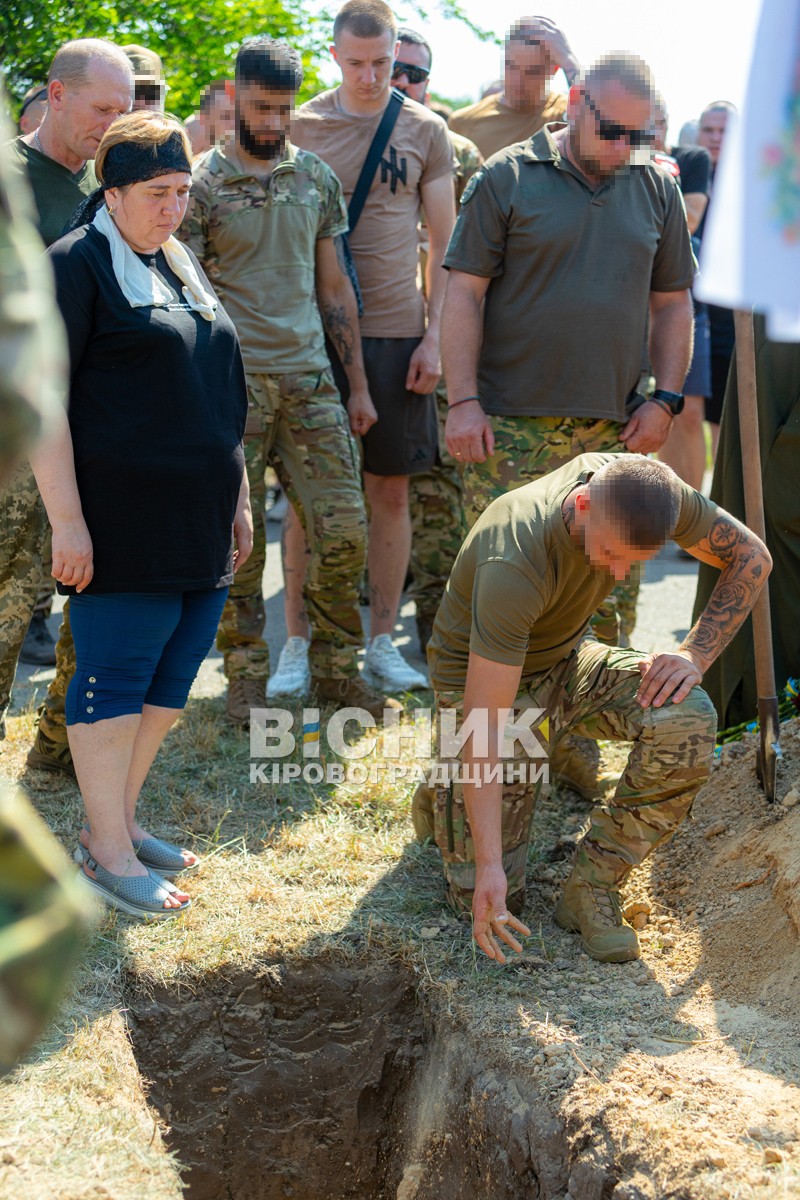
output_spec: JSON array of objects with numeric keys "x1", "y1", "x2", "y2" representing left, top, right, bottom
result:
[
  {"x1": 364, "y1": 634, "x2": 428, "y2": 692},
  {"x1": 266, "y1": 492, "x2": 289, "y2": 523},
  {"x1": 267, "y1": 636, "x2": 310, "y2": 697}
]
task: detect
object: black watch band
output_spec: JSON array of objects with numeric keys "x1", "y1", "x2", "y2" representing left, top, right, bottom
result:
[{"x1": 652, "y1": 388, "x2": 685, "y2": 415}]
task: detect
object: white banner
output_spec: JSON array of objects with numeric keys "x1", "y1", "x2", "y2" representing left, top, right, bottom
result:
[{"x1": 696, "y1": 0, "x2": 800, "y2": 340}]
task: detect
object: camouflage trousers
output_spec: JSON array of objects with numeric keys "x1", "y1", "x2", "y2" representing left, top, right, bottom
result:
[
  {"x1": 408, "y1": 389, "x2": 465, "y2": 623},
  {"x1": 461, "y1": 414, "x2": 640, "y2": 642},
  {"x1": 0, "y1": 782, "x2": 89, "y2": 1074},
  {"x1": 218, "y1": 369, "x2": 367, "y2": 681},
  {"x1": 433, "y1": 638, "x2": 717, "y2": 915},
  {"x1": 35, "y1": 599, "x2": 74, "y2": 746},
  {"x1": 0, "y1": 463, "x2": 46, "y2": 728}
]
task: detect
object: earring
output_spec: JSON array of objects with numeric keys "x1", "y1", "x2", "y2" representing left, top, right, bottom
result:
[{"x1": 107, "y1": 205, "x2": 115, "y2": 216}]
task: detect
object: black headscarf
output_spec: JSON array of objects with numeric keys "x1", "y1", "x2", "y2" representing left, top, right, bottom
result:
[{"x1": 63, "y1": 130, "x2": 192, "y2": 234}]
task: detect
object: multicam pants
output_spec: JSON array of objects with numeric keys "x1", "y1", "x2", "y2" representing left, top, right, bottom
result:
[
  {"x1": 0, "y1": 463, "x2": 46, "y2": 730},
  {"x1": 35, "y1": 600, "x2": 73, "y2": 747},
  {"x1": 433, "y1": 638, "x2": 717, "y2": 915},
  {"x1": 408, "y1": 391, "x2": 465, "y2": 624},
  {"x1": 461, "y1": 414, "x2": 641, "y2": 643},
  {"x1": 217, "y1": 369, "x2": 367, "y2": 681}
]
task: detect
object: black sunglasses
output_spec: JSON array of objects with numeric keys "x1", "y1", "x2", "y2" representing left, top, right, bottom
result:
[
  {"x1": 392, "y1": 60, "x2": 430, "y2": 84},
  {"x1": 584, "y1": 92, "x2": 654, "y2": 148}
]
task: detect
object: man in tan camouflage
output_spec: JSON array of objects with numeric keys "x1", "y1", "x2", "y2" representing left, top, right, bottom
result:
[
  {"x1": 180, "y1": 36, "x2": 389, "y2": 723},
  {"x1": 421, "y1": 453, "x2": 770, "y2": 965}
]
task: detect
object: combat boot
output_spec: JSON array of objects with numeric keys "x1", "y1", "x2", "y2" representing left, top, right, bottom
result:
[
  {"x1": 411, "y1": 782, "x2": 435, "y2": 841},
  {"x1": 225, "y1": 678, "x2": 267, "y2": 726},
  {"x1": 26, "y1": 724, "x2": 76, "y2": 780},
  {"x1": 313, "y1": 674, "x2": 402, "y2": 722},
  {"x1": 550, "y1": 734, "x2": 619, "y2": 801},
  {"x1": 554, "y1": 870, "x2": 640, "y2": 963}
]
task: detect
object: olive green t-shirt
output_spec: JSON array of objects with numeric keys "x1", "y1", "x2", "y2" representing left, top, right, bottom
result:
[
  {"x1": 428, "y1": 453, "x2": 717, "y2": 693},
  {"x1": 180, "y1": 142, "x2": 348, "y2": 375},
  {"x1": 443, "y1": 124, "x2": 695, "y2": 421},
  {"x1": 449, "y1": 90, "x2": 567, "y2": 161},
  {"x1": 5, "y1": 138, "x2": 97, "y2": 247}
]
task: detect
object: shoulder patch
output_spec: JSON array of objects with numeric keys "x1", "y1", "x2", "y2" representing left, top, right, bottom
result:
[{"x1": 460, "y1": 169, "x2": 484, "y2": 205}]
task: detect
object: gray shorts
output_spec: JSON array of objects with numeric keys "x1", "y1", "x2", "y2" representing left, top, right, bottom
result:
[{"x1": 333, "y1": 335, "x2": 438, "y2": 477}]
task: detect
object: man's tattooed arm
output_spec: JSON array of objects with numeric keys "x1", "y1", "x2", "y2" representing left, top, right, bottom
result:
[
  {"x1": 320, "y1": 299, "x2": 355, "y2": 367},
  {"x1": 680, "y1": 511, "x2": 772, "y2": 672}
]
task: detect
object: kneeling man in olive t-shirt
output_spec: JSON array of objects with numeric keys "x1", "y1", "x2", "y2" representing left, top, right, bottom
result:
[{"x1": 421, "y1": 453, "x2": 770, "y2": 964}]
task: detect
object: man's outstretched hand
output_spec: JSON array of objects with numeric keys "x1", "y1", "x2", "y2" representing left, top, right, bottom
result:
[
  {"x1": 637, "y1": 650, "x2": 703, "y2": 708},
  {"x1": 472, "y1": 863, "x2": 530, "y2": 963}
]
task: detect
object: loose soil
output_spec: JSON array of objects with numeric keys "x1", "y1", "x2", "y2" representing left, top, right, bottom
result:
[{"x1": 1, "y1": 708, "x2": 799, "y2": 1200}]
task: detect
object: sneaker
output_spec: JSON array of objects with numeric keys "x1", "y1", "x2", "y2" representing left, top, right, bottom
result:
[
  {"x1": 266, "y1": 491, "x2": 289, "y2": 523},
  {"x1": 267, "y1": 637, "x2": 311, "y2": 698},
  {"x1": 19, "y1": 611, "x2": 57, "y2": 666},
  {"x1": 363, "y1": 634, "x2": 428, "y2": 692},
  {"x1": 314, "y1": 674, "x2": 402, "y2": 722},
  {"x1": 26, "y1": 726, "x2": 76, "y2": 779},
  {"x1": 225, "y1": 678, "x2": 267, "y2": 726},
  {"x1": 554, "y1": 871, "x2": 640, "y2": 963}
]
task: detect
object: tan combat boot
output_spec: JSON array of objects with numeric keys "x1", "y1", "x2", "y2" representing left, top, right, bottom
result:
[
  {"x1": 26, "y1": 724, "x2": 76, "y2": 780},
  {"x1": 313, "y1": 674, "x2": 402, "y2": 722},
  {"x1": 550, "y1": 734, "x2": 619, "y2": 801},
  {"x1": 555, "y1": 870, "x2": 640, "y2": 963},
  {"x1": 411, "y1": 782, "x2": 435, "y2": 841},
  {"x1": 225, "y1": 678, "x2": 267, "y2": 726}
]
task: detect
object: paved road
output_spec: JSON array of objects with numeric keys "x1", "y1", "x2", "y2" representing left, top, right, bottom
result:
[{"x1": 10, "y1": 523, "x2": 702, "y2": 717}]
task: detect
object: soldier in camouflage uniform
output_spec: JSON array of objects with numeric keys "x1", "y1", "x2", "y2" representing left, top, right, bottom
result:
[
  {"x1": 0, "y1": 112, "x2": 90, "y2": 1074},
  {"x1": 441, "y1": 58, "x2": 697, "y2": 798},
  {"x1": 180, "y1": 37, "x2": 388, "y2": 724},
  {"x1": 420, "y1": 453, "x2": 769, "y2": 964}
]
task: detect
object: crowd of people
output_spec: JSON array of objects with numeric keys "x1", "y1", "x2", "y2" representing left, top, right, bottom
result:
[{"x1": 0, "y1": 3, "x2": 775, "y2": 960}]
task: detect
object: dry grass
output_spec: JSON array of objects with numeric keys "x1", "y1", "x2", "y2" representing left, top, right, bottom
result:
[{"x1": 1, "y1": 703, "x2": 799, "y2": 1200}]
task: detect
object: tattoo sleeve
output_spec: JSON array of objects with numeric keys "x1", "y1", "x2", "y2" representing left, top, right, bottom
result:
[
  {"x1": 321, "y1": 301, "x2": 355, "y2": 367},
  {"x1": 681, "y1": 513, "x2": 769, "y2": 670}
]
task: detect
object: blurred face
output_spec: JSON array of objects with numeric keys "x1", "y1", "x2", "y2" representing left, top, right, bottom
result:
[
  {"x1": 568, "y1": 80, "x2": 654, "y2": 182},
  {"x1": 19, "y1": 95, "x2": 47, "y2": 135},
  {"x1": 697, "y1": 107, "x2": 729, "y2": 165},
  {"x1": 236, "y1": 83, "x2": 294, "y2": 161},
  {"x1": 575, "y1": 491, "x2": 654, "y2": 582},
  {"x1": 106, "y1": 171, "x2": 191, "y2": 253},
  {"x1": 332, "y1": 29, "x2": 398, "y2": 104},
  {"x1": 208, "y1": 88, "x2": 235, "y2": 145},
  {"x1": 503, "y1": 37, "x2": 553, "y2": 110},
  {"x1": 52, "y1": 63, "x2": 133, "y2": 160},
  {"x1": 391, "y1": 40, "x2": 431, "y2": 104}
]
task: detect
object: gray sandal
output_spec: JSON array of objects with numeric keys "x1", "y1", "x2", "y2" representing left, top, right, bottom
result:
[
  {"x1": 78, "y1": 852, "x2": 191, "y2": 920},
  {"x1": 132, "y1": 835, "x2": 200, "y2": 877}
]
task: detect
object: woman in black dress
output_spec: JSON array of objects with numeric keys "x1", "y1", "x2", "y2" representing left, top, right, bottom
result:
[{"x1": 31, "y1": 111, "x2": 252, "y2": 919}]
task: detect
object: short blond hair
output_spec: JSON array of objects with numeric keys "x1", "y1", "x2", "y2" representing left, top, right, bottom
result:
[
  {"x1": 333, "y1": 0, "x2": 397, "y2": 42},
  {"x1": 95, "y1": 111, "x2": 192, "y2": 184}
]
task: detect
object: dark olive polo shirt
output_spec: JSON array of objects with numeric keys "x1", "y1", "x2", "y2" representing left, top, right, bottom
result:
[{"x1": 443, "y1": 124, "x2": 695, "y2": 421}]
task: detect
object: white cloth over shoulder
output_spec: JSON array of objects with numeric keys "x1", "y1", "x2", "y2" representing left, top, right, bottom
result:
[
  {"x1": 92, "y1": 205, "x2": 217, "y2": 322},
  {"x1": 696, "y1": 0, "x2": 800, "y2": 340}
]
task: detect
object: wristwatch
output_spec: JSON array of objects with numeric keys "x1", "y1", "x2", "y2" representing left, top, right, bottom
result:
[{"x1": 651, "y1": 388, "x2": 685, "y2": 416}]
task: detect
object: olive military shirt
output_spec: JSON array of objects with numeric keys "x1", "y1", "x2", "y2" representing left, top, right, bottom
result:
[
  {"x1": 180, "y1": 141, "x2": 348, "y2": 375},
  {"x1": 5, "y1": 138, "x2": 97, "y2": 248},
  {"x1": 428, "y1": 453, "x2": 717, "y2": 694},
  {"x1": 443, "y1": 124, "x2": 695, "y2": 421}
]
